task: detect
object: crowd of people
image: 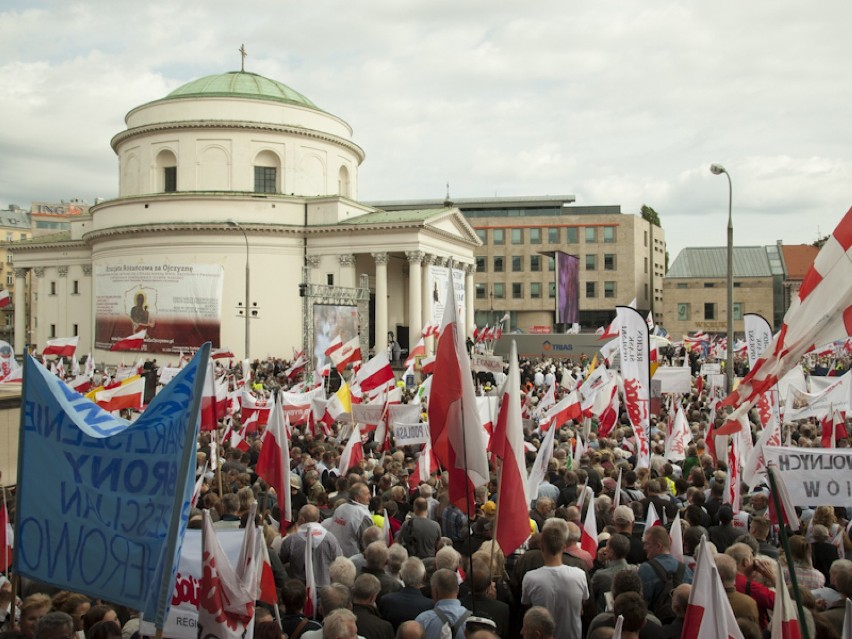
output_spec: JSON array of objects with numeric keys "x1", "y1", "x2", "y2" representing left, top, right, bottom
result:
[{"x1": 1, "y1": 344, "x2": 851, "y2": 639}]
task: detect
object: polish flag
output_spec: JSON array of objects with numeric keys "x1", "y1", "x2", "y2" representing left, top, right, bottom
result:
[
  {"x1": 422, "y1": 323, "x2": 440, "y2": 338},
  {"x1": 612, "y1": 466, "x2": 623, "y2": 511},
  {"x1": 766, "y1": 464, "x2": 800, "y2": 532},
  {"x1": 110, "y1": 329, "x2": 147, "y2": 352},
  {"x1": 720, "y1": 207, "x2": 852, "y2": 426},
  {"x1": 821, "y1": 409, "x2": 848, "y2": 448},
  {"x1": 539, "y1": 391, "x2": 582, "y2": 432},
  {"x1": 330, "y1": 336, "x2": 361, "y2": 373},
  {"x1": 324, "y1": 335, "x2": 343, "y2": 358},
  {"x1": 381, "y1": 508, "x2": 393, "y2": 546},
  {"x1": 0, "y1": 290, "x2": 10, "y2": 308},
  {"x1": 0, "y1": 495, "x2": 12, "y2": 572},
  {"x1": 420, "y1": 355, "x2": 436, "y2": 375},
  {"x1": 211, "y1": 348, "x2": 236, "y2": 359},
  {"x1": 254, "y1": 395, "x2": 293, "y2": 527},
  {"x1": 491, "y1": 341, "x2": 531, "y2": 556},
  {"x1": 43, "y1": 336, "x2": 79, "y2": 357},
  {"x1": 409, "y1": 441, "x2": 440, "y2": 490},
  {"x1": 428, "y1": 268, "x2": 490, "y2": 513},
  {"x1": 526, "y1": 422, "x2": 556, "y2": 501},
  {"x1": 356, "y1": 352, "x2": 395, "y2": 393},
  {"x1": 681, "y1": 538, "x2": 745, "y2": 639},
  {"x1": 94, "y1": 376, "x2": 145, "y2": 412},
  {"x1": 65, "y1": 374, "x2": 92, "y2": 394},
  {"x1": 572, "y1": 432, "x2": 586, "y2": 469},
  {"x1": 257, "y1": 531, "x2": 279, "y2": 607},
  {"x1": 285, "y1": 355, "x2": 307, "y2": 380},
  {"x1": 241, "y1": 390, "x2": 272, "y2": 427},
  {"x1": 338, "y1": 425, "x2": 364, "y2": 475},
  {"x1": 643, "y1": 501, "x2": 661, "y2": 533},
  {"x1": 670, "y1": 511, "x2": 685, "y2": 563},
  {"x1": 227, "y1": 424, "x2": 250, "y2": 452},
  {"x1": 201, "y1": 363, "x2": 229, "y2": 431},
  {"x1": 405, "y1": 337, "x2": 426, "y2": 368},
  {"x1": 580, "y1": 495, "x2": 598, "y2": 558},
  {"x1": 771, "y1": 552, "x2": 803, "y2": 639},
  {"x1": 241, "y1": 410, "x2": 260, "y2": 435},
  {"x1": 665, "y1": 406, "x2": 690, "y2": 462},
  {"x1": 596, "y1": 380, "x2": 620, "y2": 439}
]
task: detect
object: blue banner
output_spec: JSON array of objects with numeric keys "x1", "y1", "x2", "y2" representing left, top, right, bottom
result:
[{"x1": 14, "y1": 344, "x2": 210, "y2": 627}]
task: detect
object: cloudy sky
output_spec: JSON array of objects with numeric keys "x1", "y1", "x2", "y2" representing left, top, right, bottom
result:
[{"x1": 1, "y1": 1, "x2": 850, "y2": 259}]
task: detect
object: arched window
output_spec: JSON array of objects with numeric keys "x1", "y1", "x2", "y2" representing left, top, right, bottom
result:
[
  {"x1": 338, "y1": 165, "x2": 350, "y2": 198},
  {"x1": 155, "y1": 149, "x2": 178, "y2": 193},
  {"x1": 254, "y1": 150, "x2": 280, "y2": 194}
]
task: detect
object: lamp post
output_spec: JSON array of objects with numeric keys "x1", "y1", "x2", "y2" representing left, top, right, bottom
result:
[
  {"x1": 227, "y1": 220, "x2": 250, "y2": 359},
  {"x1": 710, "y1": 163, "x2": 734, "y2": 394}
]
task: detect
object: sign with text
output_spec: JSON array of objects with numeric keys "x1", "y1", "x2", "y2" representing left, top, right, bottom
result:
[
  {"x1": 763, "y1": 446, "x2": 852, "y2": 505},
  {"x1": 471, "y1": 354, "x2": 504, "y2": 374},
  {"x1": 428, "y1": 265, "x2": 466, "y2": 335},
  {"x1": 652, "y1": 367, "x2": 692, "y2": 394},
  {"x1": 15, "y1": 347, "x2": 207, "y2": 626},
  {"x1": 700, "y1": 363, "x2": 721, "y2": 376},
  {"x1": 352, "y1": 403, "x2": 386, "y2": 427},
  {"x1": 393, "y1": 421, "x2": 430, "y2": 446},
  {"x1": 94, "y1": 264, "x2": 223, "y2": 354}
]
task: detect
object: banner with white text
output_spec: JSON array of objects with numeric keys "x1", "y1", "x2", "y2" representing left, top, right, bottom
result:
[{"x1": 94, "y1": 264, "x2": 223, "y2": 354}]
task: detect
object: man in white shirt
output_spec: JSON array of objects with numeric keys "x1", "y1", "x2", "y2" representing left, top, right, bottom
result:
[
  {"x1": 521, "y1": 520, "x2": 588, "y2": 639},
  {"x1": 322, "y1": 481, "x2": 374, "y2": 556}
]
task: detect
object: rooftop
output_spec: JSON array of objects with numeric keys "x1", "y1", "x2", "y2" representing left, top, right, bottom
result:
[
  {"x1": 780, "y1": 244, "x2": 819, "y2": 280},
  {"x1": 666, "y1": 246, "x2": 783, "y2": 278},
  {"x1": 163, "y1": 71, "x2": 320, "y2": 111}
]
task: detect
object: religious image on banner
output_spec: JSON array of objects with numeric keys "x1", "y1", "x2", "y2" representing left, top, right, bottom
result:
[
  {"x1": 0, "y1": 340, "x2": 16, "y2": 379},
  {"x1": 617, "y1": 306, "x2": 651, "y2": 468},
  {"x1": 313, "y1": 304, "x2": 359, "y2": 368},
  {"x1": 427, "y1": 265, "x2": 466, "y2": 335},
  {"x1": 94, "y1": 264, "x2": 224, "y2": 354}
]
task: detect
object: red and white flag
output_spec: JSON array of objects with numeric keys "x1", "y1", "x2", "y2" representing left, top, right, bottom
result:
[
  {"x1": 257, "y1": 531, "x2": 278, "y2": 608},
  {"x1": 191, "y1": 464, "x2": 208, "y2": 509},
  {"x1": 539, "y1": 391, "x2": 582, "y2": 432},
  {"x1": 644, "y1": 501, "x2": 661, "y2": 533},
  {"x1": 612, "y1": 466, "x2": 623, "y2": 511},
  {"x1": 420, "y1": 354, "x2": 436, "y2": 375},
  {"x1": 211, "y1": 347, "x2": 235, "y2": 360},
  {"x1": 65, "y1": 374, "x2": 92, "y2": 394},
  {"x1": 580, "y1": 495, "x2": 598, "y2": 558},
  {"x1": 110, "y1": 329, "x2": 147, "y2": 352},
  {"x1": 338, "y1": 425, "x2": 364, "y2": 475},
  {"x1": 355, "y1": 352, "x2": 395, "y2": 394},
  {"x1": 241, "y1": 390, "x2": 272, "y2": 427},
  {"x1": 682, "y1": 537, "x2": 745, "y2": 639},
  {"x1": 409, "y1": 441, "x2": 440, "y2": 490},
  {"x1": 617, "y1": 306, "x2": 651, "y2": 468},
  {"x1": 324, "y1": 334, "x2": 343, "y2": 359},
  {"x1": 285, "y1": 355, "x2": 307, "y2": 380},
  {"x1": 405, "y1": 337, "x2": 427, "y2": 368},
  {"x1": 0, "y1": 290, "x2": 10, "y2": 308},
  {"x1": 0, "y1": 493, "x2": 12, "y2": 572},
  {"x1": 254, "y1": 394, "x2": 293, "y2": 528},
  {"x1": 428, "y1": 268, "x2": 490, "y2": 513},
  {"x1": 492, "y1": 341, "x2": 531, "y2": 556},
  {"x1": 201, "y1": 363, "x2": 229, "y2": 432},
  {"x1": 43, "y1": 336, "x2": 79, "y2": 357},
  {"x1": 720, "y1": 207, "x2": 852, "y2": 427},
  {"x1": 771, "y1": 555, "x2": 803, "y2": 639},
  {"x1": 526, "y1": 423, "x2": 556, "y2": 500},
  {"x1": 766, "y1": 463, "x2": 800, "y2": 532},
  {"x1": 303, "y1": 524, "x2": 318, "y2": 618},
  {"x1": 821, "y1": 409, "x2": 849, "y2": 448},
  {"x1": 94, "y1": 376, "x2": 144, "y2": 412},
  {"x1": 197, "y1": 511, "x2": 257, "y2": 639},
  {"x1": 330, "y1": 336, "x2": 361, "y2": 373}
]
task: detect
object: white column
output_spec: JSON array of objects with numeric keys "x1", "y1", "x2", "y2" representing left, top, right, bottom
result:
[
  {"x1": 406, "y1": 251, "x2": 424, "y2": 347},
  {"x1": 373, "y1": 252, "x2": 389, "y2": 357},
  {"x1": 305, "y1": 255, "x2": 321, "y2": 284},
  {"x1": 422, "y1": 254, "x2": 436, "y2": 355},
  {"x1": 338, "y1": 254, "x2": 356, "y2": 288},
  {"x1": 13, "y1": 268, "x2": 26, "y2": 353},
  {"x1": 465, "y1": 263, "x2": 476, "y2": 339}
]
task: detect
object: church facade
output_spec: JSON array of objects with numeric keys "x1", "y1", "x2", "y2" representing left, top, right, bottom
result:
[{"x1": 11, "y1": 71, "x2": 479, "y2": 364}]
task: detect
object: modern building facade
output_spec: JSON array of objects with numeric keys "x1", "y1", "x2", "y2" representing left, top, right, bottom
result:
[
  {"x1": 370, "y1": 197, "x2": 666, "y2": 331},
  {"x1": 661, "y1": 244, "x2": 790, "y2": 336},
  {"x1": 10, "y1": 71, "x2": 479, "y2": 363}
]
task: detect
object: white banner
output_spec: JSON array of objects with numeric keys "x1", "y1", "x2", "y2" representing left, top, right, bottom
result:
[
  {"x1": 763, "y1": 446, "x2": 852, "y2": 506},
  {"x1": 352, "y1": 403, "x2": 386, "y2": 426},
  {"x1": 617, "y1": 306, "x2": 651, "y2": 468},
  {"x1": 783, "y1": 372, "x2": 851, "y2": 421},
  {"x1": 471, "y1": 354, "x2": 504, "y2": 374},
  {"x1": 700, "y1": 363, "x2": 721, "y2": 376},
  {"x1": 744, "y1": 314, "x2": 774, "y2": 369},
  {"x1": 393, "y1": 421, "x2": 431, "y2": 446},
  {"x1": 388, "y1": 404, "x2": 422, "y2": 427},
  {"x1": 428, "y1": 265, "x2": 466, "y2": 335},
  {"x1": 139, "y1": 529, "x2": 243, "y2": 639},
  {"x1": 651, "y1": 367, "x2": 692, "y2": 394},
  {"x1": 579, "y1": 365, "x2": 612, "y2": 405}
]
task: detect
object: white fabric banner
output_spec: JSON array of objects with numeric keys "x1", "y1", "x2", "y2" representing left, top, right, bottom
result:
[
  {"x1": 784, "y1": 372, "x2": 850, "y2": 421},
  {"x1": 393, "y1": 421, "x2": 431, "y2": 446},
  {"x1": 763, "y1": 446, "x2": 852, "y2": 506},
  {"x1": 617, "y1": 306, "x2": 651, "y2": 468},
  {"x1": 744, "y1": 314, "x2": 774, "y2": 369},
  {"x1": 652, "y1": 367, "x2": 692, "y2": 394}
]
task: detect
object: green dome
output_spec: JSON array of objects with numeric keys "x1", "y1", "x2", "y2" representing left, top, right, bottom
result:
[{"x1": 165, "y1": 71, "x2": 320, "y2": 110}]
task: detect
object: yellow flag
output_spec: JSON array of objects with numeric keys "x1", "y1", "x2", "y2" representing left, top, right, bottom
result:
[{"x1": 336, "y1": 381, "x2": 352, "y2": 415}]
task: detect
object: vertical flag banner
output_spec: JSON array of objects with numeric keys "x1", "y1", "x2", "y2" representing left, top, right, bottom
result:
[
  {"x1": 617, "y1": 306, "x2": 651, "y2": 468},
  {"x1": 15, "y1": 344, "x2": 210, "y2": 628}
]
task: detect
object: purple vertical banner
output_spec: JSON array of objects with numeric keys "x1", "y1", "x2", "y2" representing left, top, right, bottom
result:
[
  {"x1": 556, "y1": 251, "x2": 579, "y2": 325},
  {"x1": 616, "y1": 306, "x2": 651, "y2": 468}
]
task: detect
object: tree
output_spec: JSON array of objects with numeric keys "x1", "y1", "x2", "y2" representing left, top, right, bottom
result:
[
  {"x1": 640, "y1": 205, "x2": 661, "y2": 227},
  {"x1": 812, "y1": 234, "x2": 830, "y2": 249}
]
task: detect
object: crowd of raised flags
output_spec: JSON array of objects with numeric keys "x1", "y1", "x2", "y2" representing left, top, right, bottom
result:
[{"x1": 0, "y1": 207, "x2": 851, "y2": 639}]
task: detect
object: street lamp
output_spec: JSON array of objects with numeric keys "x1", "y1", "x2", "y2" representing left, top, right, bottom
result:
[
  {"x1": 227, "y1": 220, "x2": 250, "y2": 359},
  {"x1": 710, "y1": 163, "x2": 734, "y2": 394}
]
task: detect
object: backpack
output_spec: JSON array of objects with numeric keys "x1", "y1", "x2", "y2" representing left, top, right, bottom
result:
[
  {"x1": 434, "y1": 608, "x2": 472, "y2": 639},
  {"x1": 647, "y1": 558, "x2": 686, "y2": 624}
]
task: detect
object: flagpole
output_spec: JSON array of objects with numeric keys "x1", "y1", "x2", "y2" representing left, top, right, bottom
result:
[{"x1": 766, "y1": 465, "x2": 810, "y2": 639}]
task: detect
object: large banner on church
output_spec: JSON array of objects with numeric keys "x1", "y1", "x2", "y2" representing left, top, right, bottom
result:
[
  {"x1": 428, "y1": 265, "x2": 466, "y2": 334},
  {"x1": 94, "y1": 264, "x2": 223, "y2": 354}
]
